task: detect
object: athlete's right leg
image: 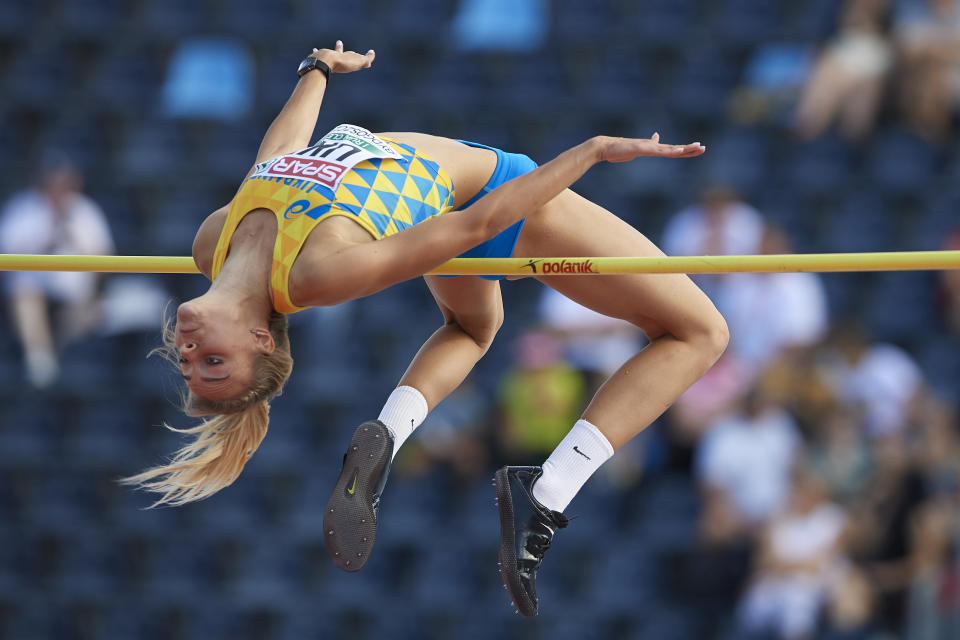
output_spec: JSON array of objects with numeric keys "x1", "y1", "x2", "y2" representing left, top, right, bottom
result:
[{"x1": 325, "y1": 275, "x2": 503, "y2": 571}]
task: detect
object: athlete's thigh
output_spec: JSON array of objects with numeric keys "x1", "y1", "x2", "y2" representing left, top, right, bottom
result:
[
  {"x1": 514, "y1": 189, "x2": 721, "y2": 340},
  {"x1": 424, "y1": 275, "x2": 504, "y2": 338}
]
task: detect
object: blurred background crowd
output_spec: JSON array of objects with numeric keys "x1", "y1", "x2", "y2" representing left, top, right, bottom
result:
[{"x1": 1, "y1": 0, "x2": 960, "y2": 639}]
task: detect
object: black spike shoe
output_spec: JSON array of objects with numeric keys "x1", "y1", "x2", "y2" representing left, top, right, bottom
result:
[
  {"x1": 323, "y1": 420, "x2": 394, "y2": 572},
  {"x1": 494, "y1": 466, "x2": 569, "y2": 617}
]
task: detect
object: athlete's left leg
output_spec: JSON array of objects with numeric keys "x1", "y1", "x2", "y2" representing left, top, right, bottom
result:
[
  {"x1": 324, "y1": 275, "x2": 504, "y2": 572},
  {"x1": 495, "y1": 188, "x2": 729, "y2": 616}
]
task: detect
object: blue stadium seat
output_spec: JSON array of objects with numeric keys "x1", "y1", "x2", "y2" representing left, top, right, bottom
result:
[
  {"x1": 667, "y1": 48, "x2": 737, "y2": 123},
  {"x1": 162, "y1": 38, "x2": 255, "y2": 121},
  {"x1": 3, "y1": 48, "x2": 75, "y2": 113},
  {"x1": 712, "y1": 0, "x2": 784, "y2": 49},
  {"x1": 136, "y1": 0, "x2": 207, "y2": 42},
  {"x1": 420, "y1": 54, "x2": 490, "y2": 116},
  {"x1": 913, "y1": 190, "x2": 960, "y2": 250},
  {"x1": 919, "y1": 334, "x2": 960, "y2": 402},
  {"x1": 141, "y1": 536, "x2": 216, "y2": 603},
  {"x1": 57, "y1": 0, "x2": 126, "y2": 42},
  {"x1": 868, "y1": 127, "x2": 940, "y2": 196},
  {"x1": 821, "y1": 192, "x2": 893, "y2": 253},
  {"x1": 22, "y1": 474, "x2": 99, "y2": 531},
  {"x1": 784, "y1": 136, "x2": 856, "y2": 196},
  {"x1": 0, "y1": 0, "x2": 34, "y2": 40},
  {"x1": 697, "y1": 127, "x2": 771, "y2": 194},
  {"x1": 58, "y1": 335, "x2": 123, "y2": 395},
  {"x1": 62, "y1": 397, "x2": 142, "y2": 470},
  {"x1": 216, "y1": 0, "x2": 295, "y2": 37},
  {"x1": 0, "y1": 396, "x2": 58, "y2": 467},
  {"x1": 229, "y1": 541, "x2": 304, "y2": 609},
  {"x1": 634, "y1": 0, "x2": 699, "y2": 51},
  {"x1": 381, "y1": 0, "x2": 455, "y2": 44},
  {"x1": 863, "y1": 272, "x2": 937, "y2": 344},
  {"x1": 553, "y1": 0, "x2": 623, "y2": 45},
  {"x1": 114, "y1": 119, "x2": 188, "y2": 185},
  {"x1": 493, "y1": 55, "x2": 573, "y2": 118},
  {"x1": 579, "y1": 48, "x2": 654, "y2": 116},
  {"x1": 789, "y1": 0, "x2": 843, "y2": 41},
  {"x1": 52, "y1": 531, "x2": 121, "y2": 599},
  {"x1": 91, "y1": 45, "x2": 162, "y2": 118}
]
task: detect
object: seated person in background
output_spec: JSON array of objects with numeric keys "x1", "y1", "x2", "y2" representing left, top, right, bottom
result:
[
  {"x1": 0, "y1": 152, "x2": 114, "y2": 388},
  {"x1": 894, "y1": 0, "x2": 960, "y2": 138},
  {"x1": 794, "y1": 0, "x2": 893, "y2": 141},
  {"x1": 738, "y1": 468, "x2": 851, "y2": 640}
]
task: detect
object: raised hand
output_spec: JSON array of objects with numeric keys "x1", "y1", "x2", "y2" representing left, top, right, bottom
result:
[
  {"x1": 311, "y1": 40, "x2": 375, "y2": 74},
  {"x1": 595, "y1": 133, "x2": 705, "y2": 163}
]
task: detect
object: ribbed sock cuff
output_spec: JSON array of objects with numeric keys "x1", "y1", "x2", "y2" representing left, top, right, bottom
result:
[
  {"x1": 377, "y1": 385, "x2": 428, "y2": 458},
  {"x1": 532, "y1": 419, "x2": 614, "y2": 513}
]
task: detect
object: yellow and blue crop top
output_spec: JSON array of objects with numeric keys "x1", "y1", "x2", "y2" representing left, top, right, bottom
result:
[{"x1": 211, "y1": 125, "x2": 456, "y2": 313}]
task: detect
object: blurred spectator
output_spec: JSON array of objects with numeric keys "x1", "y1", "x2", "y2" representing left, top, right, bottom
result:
[
  {"x1": 661, "y1": 184, "x2": 764, "y2": 300},
  {"x1": 738, "y1": 469, "x2": 851, "y2": 640},
  {"x1": 818, "y1": 324, "x2": 924, "y2": 437},
  {"x1": 696, "y1": 382, "x2": 802, "y2": 542},
  {"x1": 0, "y1": 152, "x2": 114, "y2": 388},
  {"x1": 451, "y1": 0, "x2": 548, "y2": 52},
  {"x1": 905, "y1": 502, "x2": 960, "y2": 640},
  {"x1": 894, "y1": 0, "x2": 960, "y2": 138},
  {"x1": 496, "y1": 331, "x2": 586, "y2": 459},
  {"x1": 848, "y1": 431, "x2": 929, "y2": 633},
  {"x1": 809, "y1": 406, "x2": 875, "y2": 505},
  {"x1": 938, "y1": 229, "x2": 960, "y2": 335},
  {"x1": 716, "y1": 224, "x2": 829, "y2": 375},
  {"x1": 794, "y1": 0, "x2": 894, "y2": 141}
]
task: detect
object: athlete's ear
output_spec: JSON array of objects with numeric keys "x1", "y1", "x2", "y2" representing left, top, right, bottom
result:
[{"x1": 250, "y1": 328, "x2": 276, "y2": 354}]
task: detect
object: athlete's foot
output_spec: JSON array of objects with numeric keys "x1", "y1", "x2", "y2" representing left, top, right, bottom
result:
[
  {"x1": 324, "y1": 420, "x2": 394, "y2": 572},
  {"x1": 493, "y1": 466, "x2": 569, "y2": 617}
]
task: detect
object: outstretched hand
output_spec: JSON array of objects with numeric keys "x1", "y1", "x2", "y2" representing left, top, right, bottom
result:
[
  {"x1": 595, "y1": 133, "x2": 705, "y2": 163},
  {"x1": 311, "y1": 40, "x2": 375, "y2": 74}
]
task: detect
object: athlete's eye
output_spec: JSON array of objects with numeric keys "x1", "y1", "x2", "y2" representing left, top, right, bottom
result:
[
  {"x1": 206, "y1": 357, "x2": 223, "y2": 366},
  {"x1": 178, "y1": 356, "x2": 188, "y2": 364}
]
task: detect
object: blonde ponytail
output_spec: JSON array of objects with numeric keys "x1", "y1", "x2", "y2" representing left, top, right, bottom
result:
[
  {"x1": 124, "y1": 310, "x2": 293, "y2": 507},
  {"x1": 121, "y1": 402, "x2": 269, "y2": 506}
]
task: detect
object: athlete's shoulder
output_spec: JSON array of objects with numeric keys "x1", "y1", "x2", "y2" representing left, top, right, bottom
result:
[{"x1": 193, "y1": 205, "x2": 229, "y2": 280}]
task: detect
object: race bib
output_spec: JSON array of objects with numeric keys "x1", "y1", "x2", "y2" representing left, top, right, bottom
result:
[{"x1": 251, "y1": 124, "x2": 403, "y2": 191}]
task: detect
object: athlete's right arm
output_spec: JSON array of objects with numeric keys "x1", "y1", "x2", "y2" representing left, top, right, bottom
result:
[
  {"x1": 253, "y1": 41, "x2": 375, "y2": 165},
  {"x1": 297, "y1": 134, "x2": 705, "y2": 306}
]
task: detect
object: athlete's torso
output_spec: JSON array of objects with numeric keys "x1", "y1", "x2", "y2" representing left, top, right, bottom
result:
[{"x1": 195, "y1": 126, "x2": 498, "y2": 311}]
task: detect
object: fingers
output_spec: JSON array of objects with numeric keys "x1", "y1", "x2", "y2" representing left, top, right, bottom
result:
[
  {"x1": 364, "y1": 49, "x2": 375, "y2": 68},
  {"x1": 335, "y1": 39, "x2": 344, "y2": 53}
]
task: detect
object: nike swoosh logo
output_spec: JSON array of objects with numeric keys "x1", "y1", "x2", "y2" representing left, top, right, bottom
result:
[
  {"x1": 346, "y1": 470, "x2": 358, "y2": 495},
  {"x1": 573, "y1": 446, "x2": 591, "y2": 460}
]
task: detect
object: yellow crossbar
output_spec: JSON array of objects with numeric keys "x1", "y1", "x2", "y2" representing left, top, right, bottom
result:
[{"x1": 0, "y1": 251, "x2": 958, "y2": 275}]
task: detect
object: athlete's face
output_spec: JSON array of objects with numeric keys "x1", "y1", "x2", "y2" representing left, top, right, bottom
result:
[{"x1": 175, "y1": 301, "x2": 267, "y2": 401}]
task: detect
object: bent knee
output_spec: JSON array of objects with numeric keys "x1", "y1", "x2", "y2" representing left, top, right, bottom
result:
[
  {"x1": 453, "y1": 308, "x2": 504, "y2": 352},
  {"x1": 692, "y1": 309, "x2": 730, "y2": 363}
]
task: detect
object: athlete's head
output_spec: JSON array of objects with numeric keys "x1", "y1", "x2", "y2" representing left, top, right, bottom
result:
[{"x1": 121, "y1": 302, "x2": 293, "y2": 506}]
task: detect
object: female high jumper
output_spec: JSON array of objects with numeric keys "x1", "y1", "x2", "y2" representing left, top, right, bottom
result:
[{"x1": 124, "y1": 42, "x2": 728, "y2": 617}]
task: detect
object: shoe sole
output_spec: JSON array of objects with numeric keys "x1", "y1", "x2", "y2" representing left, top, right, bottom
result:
[
  {"x1": 323, "y1": 422, "x2": 392, "y2": 572},
  {"x1": 494, "y1": 468, "x2": 538, "y2": 617}
]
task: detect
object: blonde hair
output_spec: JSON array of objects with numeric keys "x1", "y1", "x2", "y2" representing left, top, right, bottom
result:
[{"x1": 121, "y1": 311, "x2": 293, "y2": 506}]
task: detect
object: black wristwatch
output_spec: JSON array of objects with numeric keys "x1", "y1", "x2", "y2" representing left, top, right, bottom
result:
[{"x1": 297, "y1": 56, "x2": 331, "y2": 81}]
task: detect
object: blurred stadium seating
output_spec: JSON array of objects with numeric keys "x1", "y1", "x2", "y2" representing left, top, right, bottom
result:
[{"x1": 0, "y1": 1, "x2": 958, "y2": 639}]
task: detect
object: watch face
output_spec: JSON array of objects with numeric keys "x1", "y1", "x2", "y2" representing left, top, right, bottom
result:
[{"x1": 298, "y1": 58, "x2": 314, "y2": 74}]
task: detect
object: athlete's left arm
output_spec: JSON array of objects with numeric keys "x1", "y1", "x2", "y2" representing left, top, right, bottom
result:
[{"x1": 253, "y1": 41, "x2": 375, "y2": 165}]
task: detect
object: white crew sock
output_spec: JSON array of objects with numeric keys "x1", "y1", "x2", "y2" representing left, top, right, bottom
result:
[
  {"x1": 532, "y1": 419, "x2": 615, "y2": 513},
  {"x1": 377, "y1": 386, "x2": 429, "y2": 459}
]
